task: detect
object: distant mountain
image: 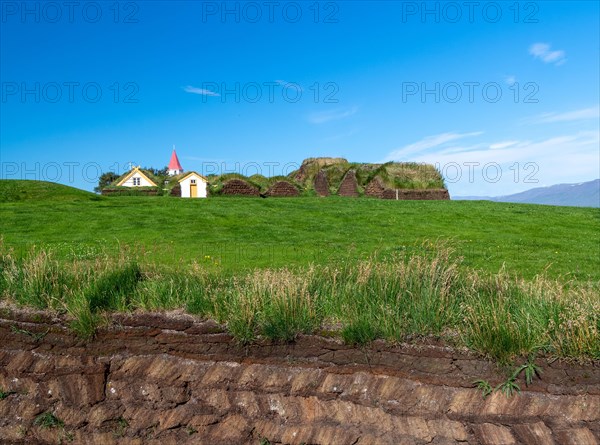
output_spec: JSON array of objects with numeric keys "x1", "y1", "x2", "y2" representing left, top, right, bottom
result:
[{"x1": 454, "y1": 179, "x2": 600, "y2": 208}]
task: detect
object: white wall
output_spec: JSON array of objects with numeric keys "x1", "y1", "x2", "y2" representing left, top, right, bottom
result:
[
  {"x1": 180, "y1": 175, "x2": 208, "y2": 198},
  {"x1": 121, "y1": 172, "x2": 155, "y2": 187}
]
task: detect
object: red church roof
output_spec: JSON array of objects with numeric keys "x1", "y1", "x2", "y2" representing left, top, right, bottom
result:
[{"x1": 168, "y1": 149, "x2": 183, "y2": 171}]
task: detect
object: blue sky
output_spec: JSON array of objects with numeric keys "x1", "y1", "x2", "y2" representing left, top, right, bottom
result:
[{"x1": 1, "y1": 0, "x2": 598, "y2": 195}]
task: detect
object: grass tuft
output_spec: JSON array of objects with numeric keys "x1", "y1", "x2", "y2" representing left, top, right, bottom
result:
[
  {"x1": 33, "y1": 412, "x2": 64, "y2": 429},
  {"x1": 342, "y1": 317, "x2": 380, "y2": 346},
  {"x1": 86, "y1": 263, "x2": 142, "y2": 312}
]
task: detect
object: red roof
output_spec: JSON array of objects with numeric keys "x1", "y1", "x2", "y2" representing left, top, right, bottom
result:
[{"x1": 168, "y1": 149, "x2": 183, "y2": 171}]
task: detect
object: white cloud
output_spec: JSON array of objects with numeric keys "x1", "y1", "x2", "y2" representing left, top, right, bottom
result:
[
  {"x1": 504, "y1": 75, "x2": 517, "y2": 86},
  {"x1": 308, "y1": 106, "x2": 358, "y2": 124},
  {"x1": 490, "y1": 141, "x2": 519, "y2": 150},
  {"x1": 526, "y1": 106, "x2": 600, "y2": 124},
  {"x1": 416, "y1": 132, "x2": 597, "y2": 166},
  {"x1": 384, "y1": 131, "x2": 483, "y2": 161},
  {"x1": 183, "y1": 85, "x2": 220, "y2": 96},
  {"x1": 529, "y1": 43, "x2": 566, "y2": 65},
  {"x1": 408, "y1": 131, "x2": 599, "y2": 196}
]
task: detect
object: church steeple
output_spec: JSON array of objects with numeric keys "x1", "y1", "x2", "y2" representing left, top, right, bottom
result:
[{"x1": 168, "y1": 146, "x2": 184, "y2": 176}]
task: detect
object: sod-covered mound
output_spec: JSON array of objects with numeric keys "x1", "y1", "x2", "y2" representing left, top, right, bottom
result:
[
  {"x1": 220, "y1": 178, "x2": 260, "y2": 196},
  {"x1": 267, "y1": 180, "x2": 300, "y2": 197},
  {"x1": 289, "y1": 157, "x2": 448, "y2": 198}
]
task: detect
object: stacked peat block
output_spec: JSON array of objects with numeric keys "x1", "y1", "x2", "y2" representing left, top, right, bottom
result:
[
  {"x1": 221, "y1": 179, "x2": 260, "y2": 196},
  {"x1": 382, "y1": 189, "x2": 398, "y2": 200},
  {"x1": 267, "y1": 181, "x2": 300, "y2": 197},
  {"x1": 393, "y1": 189, "x2": 450, "y2": 200},
  {"x1": 364, "y1": 177, "x2": 386, "y2": 198},
  {"x1": 365, "y1": 178, "x2": 450, "y2": 200},
  {"x1": 314, "y1": 170, "x2": 330, "y2": 197},
  {"x1": 170, "y1": 184, "x2": 181, "y2": 197},
  {"x1": 101, "y1": 188, "x2": 158, "y2": 196},
  {"x1": 338, "y1": 170, "x2": 359, "y2": 197}
]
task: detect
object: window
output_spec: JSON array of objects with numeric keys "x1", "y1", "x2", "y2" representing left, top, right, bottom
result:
[
  {"x1": 133, "y1": 177, "x2": 141, "y2": 186},
  {"x1": 191, "y1": 179, "x2": 196, "y2": 184}
]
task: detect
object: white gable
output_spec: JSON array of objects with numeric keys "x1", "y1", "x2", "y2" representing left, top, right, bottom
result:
[{"x1": 121, "y1": 171, "x2": 155, "y2": 187}]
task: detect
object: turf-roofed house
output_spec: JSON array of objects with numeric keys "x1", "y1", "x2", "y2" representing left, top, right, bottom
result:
[{"x1": 101, "y1": 149, "x2": 209, "y2": 198}]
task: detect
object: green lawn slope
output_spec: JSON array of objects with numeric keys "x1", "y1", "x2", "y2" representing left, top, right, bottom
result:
[
  {"x1": 0, "y1": 180, "x2": 101, "y2": 203},
  {"x1": 0, "y1": 180, "x2": 598, "y2": 281}
]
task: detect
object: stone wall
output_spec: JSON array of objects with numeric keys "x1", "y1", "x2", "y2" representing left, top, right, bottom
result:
[
  {"x1": 382, "y1": 188, "x2": 450, "y2": 200},
  {"x1": 101, "y1": 188, "x2": 159, "y2": 196},
  {"x1": 0, "y1": 308, "x2": 598, "y2": 445},
  {"x1": 365, "y1": 178, "x2": 450, "y2": 201}
]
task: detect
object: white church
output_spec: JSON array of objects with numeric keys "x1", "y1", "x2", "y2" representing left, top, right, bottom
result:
[{"x1": 116, "y1": 149, "x2": 208, "y2": 198}]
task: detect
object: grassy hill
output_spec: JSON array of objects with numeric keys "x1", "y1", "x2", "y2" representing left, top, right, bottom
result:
[
  {"x1": 0, "y1": 180, "x2": 101, "y2": 203},
  {"x1": 0, "y1": 180, "x2": 598, "y2": 281}
]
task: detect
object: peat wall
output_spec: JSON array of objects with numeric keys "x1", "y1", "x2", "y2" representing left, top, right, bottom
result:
[{"x1": 0, "y1": 308, "x2": 598, "y2": 445}]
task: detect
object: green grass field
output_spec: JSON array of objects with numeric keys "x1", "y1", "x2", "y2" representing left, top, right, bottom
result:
[
  {"x1": 1, "y1": 180, "x2": 598, "y2": 281},
  {"x1": 1, "y1": 180, "x2": 598, "y2": 362}
]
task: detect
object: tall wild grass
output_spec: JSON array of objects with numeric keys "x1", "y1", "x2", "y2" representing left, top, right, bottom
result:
[{"x1": 0, "y1": 241, "x2": 597, "y2": 363}]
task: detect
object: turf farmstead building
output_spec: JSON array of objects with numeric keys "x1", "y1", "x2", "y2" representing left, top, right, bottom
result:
[
  {"x1": 178, "y1": 172, "x2": 208, "y2": 198},
  {"x1": 105, "y1": 149, "x2": 208, "y2": 198}
]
